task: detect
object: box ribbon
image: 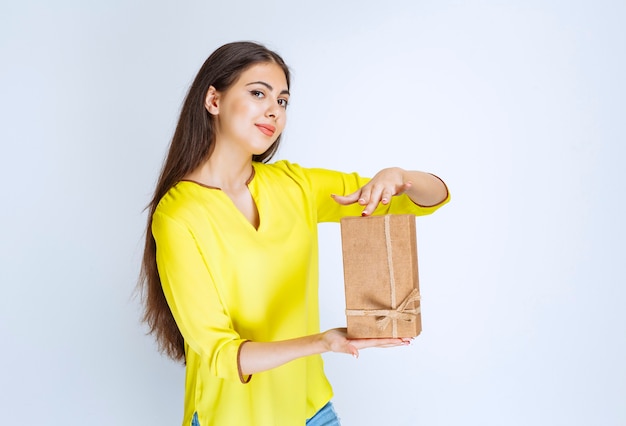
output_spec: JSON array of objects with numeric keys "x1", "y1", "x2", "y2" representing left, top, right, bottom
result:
[
  {"x1": 345, "y1": 288, "x2": 421, "y2": 337},
  {"x1": 345, "y1": 215, "x2": 421, "y2": 337}
]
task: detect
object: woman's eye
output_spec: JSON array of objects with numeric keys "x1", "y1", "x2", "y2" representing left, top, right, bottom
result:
[
  {"x1": 250, "y1": 90, "x2": 264, "y2": 99},
  {"x1": 278, "y1": 98, "x2": 289, "y2": 108}
]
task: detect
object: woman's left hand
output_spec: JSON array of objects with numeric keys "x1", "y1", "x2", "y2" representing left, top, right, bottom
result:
[
  {"x1": 322, "y1": 328, "x2": 411, "y2": 359},
  {"x1": 331, "y1": 167, "x2": 412, "y2": 216}
]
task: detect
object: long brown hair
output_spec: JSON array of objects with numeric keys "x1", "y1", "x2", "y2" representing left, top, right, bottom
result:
[{"x1": 138, "y1": 41, "x2": 291, "y2": 362}]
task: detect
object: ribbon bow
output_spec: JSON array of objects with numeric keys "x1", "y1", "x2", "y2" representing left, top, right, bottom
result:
[{"x1": 346, "y1": 288, "x2": 421, "y2": 336}]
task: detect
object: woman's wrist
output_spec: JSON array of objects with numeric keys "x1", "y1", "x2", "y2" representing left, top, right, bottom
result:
[
  {"x1": 313, "y1": 332, "x2": 330, "y2": 354},
  {"x1": 403, "y1": 170, "x2": 448, "y2": 207}
]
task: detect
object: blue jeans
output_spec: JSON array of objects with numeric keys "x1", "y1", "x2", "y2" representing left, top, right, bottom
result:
[
  {"x1": 191, "y1": 402, "x2": 340, "y2": 425},
  {"x1": 306, "y1": 402, "x2": 341, "y2": 426}
]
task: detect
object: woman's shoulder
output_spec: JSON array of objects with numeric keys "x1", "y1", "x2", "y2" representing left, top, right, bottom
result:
[
  {"x1": 154, "y1": 181, "x2": 214, "y2": 219},
  {"x1": 256, "y1": 159, "x2": 343, "y2": 180},
  {"x1": 254, "y1": 159, "x2": 309, "y2": 181},
  {"x1": 256, "y1": 159, "x2": 301, "y2": 173}
]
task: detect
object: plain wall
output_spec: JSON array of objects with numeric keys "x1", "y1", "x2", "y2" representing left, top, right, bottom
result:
[{"x1": 1, "y1": 0, "x2": 624, "y2": 424}]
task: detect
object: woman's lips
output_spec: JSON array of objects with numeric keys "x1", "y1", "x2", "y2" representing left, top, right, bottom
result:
[{"x1": 255, "y1": 124, "x2": 276, "y2": 136}]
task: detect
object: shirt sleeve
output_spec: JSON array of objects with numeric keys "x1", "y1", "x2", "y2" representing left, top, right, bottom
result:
[
  {"x1": 298, "y1": 166, "x2": 450, "y2": 222},
  {"x1": 152, "y1": 210, "x2": 250, "y2": 383}
]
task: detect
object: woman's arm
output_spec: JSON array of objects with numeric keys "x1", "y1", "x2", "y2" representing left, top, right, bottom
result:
[
  {"x1": 155, "y1": 210, "x2": 412, "y2": 380},
  {"x1": 239, "y1": 328, "x2": 410, "y2": 376},
  {"x1": 331, "y1": 167, "x2": 449, "y2": 216}
]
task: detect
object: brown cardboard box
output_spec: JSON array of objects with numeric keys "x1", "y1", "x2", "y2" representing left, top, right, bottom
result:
[{"x1": 340, "y1": 214, "x2": 421, "y2": 338}]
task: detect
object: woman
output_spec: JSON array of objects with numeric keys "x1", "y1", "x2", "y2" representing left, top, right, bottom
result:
[{"x1": 139, "y1": 41, "x2": 449, "y2": 426}]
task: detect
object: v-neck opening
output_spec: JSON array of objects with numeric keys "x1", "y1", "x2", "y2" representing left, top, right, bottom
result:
[
  {"x1": 180, "y1": 167, "x2": 256, "y2": 191},
  {"x1": 179, "y1": 165, "x2": 261, "y2": 232}
]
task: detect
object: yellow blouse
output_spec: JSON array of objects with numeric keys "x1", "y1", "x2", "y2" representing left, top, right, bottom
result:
[{"x1": 152, "y1": 160, "x2": 449, "y2": 426}]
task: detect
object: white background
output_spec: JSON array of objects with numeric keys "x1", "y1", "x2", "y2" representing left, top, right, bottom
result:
[{"x1": 1, "y1": 1, "x2": 625, "y2": 425}]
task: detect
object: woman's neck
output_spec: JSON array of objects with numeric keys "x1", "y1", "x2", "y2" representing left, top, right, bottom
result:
[{"x1": 186, "y1": 148, "x2": 254, "y2": 192}]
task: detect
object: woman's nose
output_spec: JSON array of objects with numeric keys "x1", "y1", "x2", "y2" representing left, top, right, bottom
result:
[{"x1": 265, "y1": 101, "x2": 280, "y2": 119}]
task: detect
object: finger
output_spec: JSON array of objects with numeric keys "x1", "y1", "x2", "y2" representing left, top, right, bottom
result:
[
  {"x1": 362, "y1": 184, "x2": 407, "y2": 215},
  {"x1": 377, "y1": 340, "x2": 410, "y2": 348},
  {"x1": 358, "y1": 184, "x2": 372, "y2": 206},
  {"x1": 380, "y1": 188, "x2": 394, "y2": 205},
  {"x1": 362, "y1": 185, "x2": 383, "y2": 216},
  {"x1": 377, "y1": 341, "x2": 411, "y2": 348},
  {"x1": 396, "y1": 181, "x2": 412, "y2": 195},
  {"x1": 350, "y1": 337, "x2": 409, "y2": 349},
  {"x1": 335, "y1": 341, "x2": 360, "y2": 358},
  {"x1": 331, "y1": 189, "x2": 362, "y2": 206},
  {"x1": 348, "y1": 343, "x2": 359, "y2": 359}
]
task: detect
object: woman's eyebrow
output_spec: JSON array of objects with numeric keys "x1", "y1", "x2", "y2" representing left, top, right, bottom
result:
[{"x1": 246, "y1": 81, "x2": 290, "y2": 96}]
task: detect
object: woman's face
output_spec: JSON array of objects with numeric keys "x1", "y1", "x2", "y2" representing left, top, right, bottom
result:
[{"x1": 206, "y1": 62, "x2": 290, "y2": 157}]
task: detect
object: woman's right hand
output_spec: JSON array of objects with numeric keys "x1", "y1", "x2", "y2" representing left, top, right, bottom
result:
[{"x1": 321, "y1": 328, "x2": 412, "y2": 359}]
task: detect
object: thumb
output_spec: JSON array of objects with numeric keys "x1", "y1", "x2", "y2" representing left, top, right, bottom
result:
[{"x1": 346, "y1": 343, "x2": 359, "y2": 359}]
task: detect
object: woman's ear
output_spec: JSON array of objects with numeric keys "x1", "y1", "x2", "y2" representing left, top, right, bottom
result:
[{"x1": 205, "y1": 86, "x2": 220, "y2": 115}]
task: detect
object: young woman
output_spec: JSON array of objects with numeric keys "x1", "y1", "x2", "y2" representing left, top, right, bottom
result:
[{"x1": 139, "y1": 41, "x2": 449, "y2": 426}]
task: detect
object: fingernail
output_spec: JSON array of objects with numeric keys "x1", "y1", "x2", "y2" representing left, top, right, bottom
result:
[
  {"x1": 358, "y1": 198, "x2": 365, "y2": 204},
  {"x1": 361, "y1": 211, "x2": 367, "y2": 217},
  {"x1": 381, "y1": 198, "x2": 388, "y2": 204},
  {"x1": 353, "y1": 353, "x2": 358, "y2": 359}
]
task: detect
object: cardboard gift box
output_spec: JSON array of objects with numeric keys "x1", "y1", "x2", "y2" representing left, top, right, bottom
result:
[{"x1": 340, "y1": 214, "x2": 421, "y2": 338}]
